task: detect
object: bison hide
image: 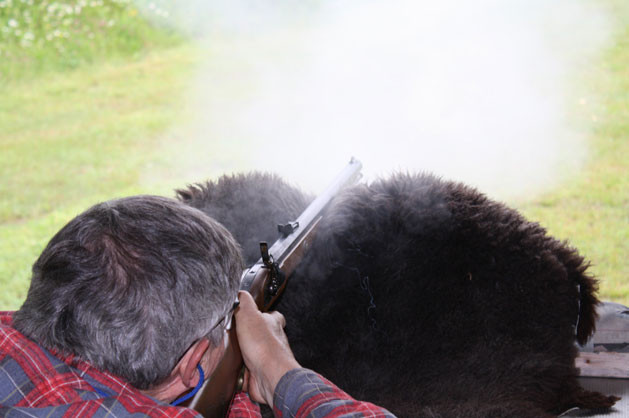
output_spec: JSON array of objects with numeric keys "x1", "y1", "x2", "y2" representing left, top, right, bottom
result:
[{"x1": 177, "y1": 171, "x2": 618, "y2": 417}]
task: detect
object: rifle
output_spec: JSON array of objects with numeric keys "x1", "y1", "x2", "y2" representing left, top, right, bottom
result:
[{"x1": 186, "y1": 158, "x2": 363, "y2": 417}]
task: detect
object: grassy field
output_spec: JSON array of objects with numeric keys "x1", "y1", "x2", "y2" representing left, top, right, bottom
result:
[
  {"x1": 0, "y1": 2, "x2": 627, "y2": 309},
  {"x1": 517, "y1": 1, "x2": 629, "y2": 304},
  {"x1": 0, "y1": 1, "x2": 212, "y2": 308},
  {"x1": 0, "y1": 44, "x2": 205, "y2": 308}
]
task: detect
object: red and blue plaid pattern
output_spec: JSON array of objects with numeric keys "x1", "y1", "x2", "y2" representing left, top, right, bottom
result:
[
  {"x1": 273, "y1": 369, "x2": 395, "y2": 418},
  {"x1": 1, "y1": 312, "x2": 394, "y2": 417},
  {"x1": 227, "y1": 392, "x2": 261, "y2": 418},
  {"x1": 0, "y1": 311, "x2": 202, "y2": 417}
]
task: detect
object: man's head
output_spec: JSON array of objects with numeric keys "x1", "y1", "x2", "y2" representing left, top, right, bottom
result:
[{"x1": 13, "y1": 195, "x2": 242, "y2": 390}]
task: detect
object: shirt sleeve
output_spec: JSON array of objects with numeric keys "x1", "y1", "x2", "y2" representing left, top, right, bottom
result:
[
  {"x1": 272, "y1": 368, "x2": 396, "y2": 418},
  {"x1": 228, "y1": 392, "x2": 262, "y2": 418}
]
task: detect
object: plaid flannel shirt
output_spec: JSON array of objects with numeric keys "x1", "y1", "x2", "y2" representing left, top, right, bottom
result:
[{"x1": 1, "y1": 312, "x2": 394, "y2": 417}]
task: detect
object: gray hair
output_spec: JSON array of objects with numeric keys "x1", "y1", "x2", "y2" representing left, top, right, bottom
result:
[{"x1": 13, "y1": 195, "x2": 242, "y2": 389}]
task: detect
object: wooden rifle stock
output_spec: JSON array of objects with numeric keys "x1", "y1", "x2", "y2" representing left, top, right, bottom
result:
[{"x1": 185, "y1": 158, "x2": 362, "y2": 417}]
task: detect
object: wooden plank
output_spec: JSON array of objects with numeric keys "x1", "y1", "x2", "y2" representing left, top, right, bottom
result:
[{"x1": 576, "y1": 352, "x2": 629, "y2": 378}]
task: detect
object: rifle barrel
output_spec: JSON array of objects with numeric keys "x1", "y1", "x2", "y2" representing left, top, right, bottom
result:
[
  {"x1": 189, "y1": 157, "x2": 362, "y2": 417},
  {"x1": 267, "y1": 157, "x2": 363, "y2": 266}
]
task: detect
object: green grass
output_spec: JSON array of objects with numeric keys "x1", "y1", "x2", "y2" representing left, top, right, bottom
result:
[
  {"x1": 517, "y1": 1, "x2": 629, "y2": 304},
  {"x1": 1, "y1": 1, "x2": 197, "y2": 309},
  {"x1": 0, "y1": 44, "x2": 205, "y2": 308},
  {"x1": 0, "y1": 0, "x2": 180, "y2": 80}
]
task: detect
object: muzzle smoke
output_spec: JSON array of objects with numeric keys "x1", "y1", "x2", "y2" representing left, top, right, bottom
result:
[{"x1": 138, "y1": 0, "x2": 612, "y2": 199}]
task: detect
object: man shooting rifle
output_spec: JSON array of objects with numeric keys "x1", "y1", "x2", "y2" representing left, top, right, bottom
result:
[{"x1": 0, "y1": 161, "x2": 395, "y2": 418}]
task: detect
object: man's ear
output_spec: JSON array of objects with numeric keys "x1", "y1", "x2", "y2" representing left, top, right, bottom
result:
[{"x1": 181, "y1": 338, "x2": 211, "y2": 388}]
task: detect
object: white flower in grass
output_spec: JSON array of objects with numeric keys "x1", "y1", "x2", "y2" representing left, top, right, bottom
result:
[{"x1": 8, "y1": 18, "x2": 18, "y2": 28}]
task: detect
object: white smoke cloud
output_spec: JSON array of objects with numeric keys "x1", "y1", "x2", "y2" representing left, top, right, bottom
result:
[{"x1": 141, "y1": 0, "x2": 612, "y2": 199}]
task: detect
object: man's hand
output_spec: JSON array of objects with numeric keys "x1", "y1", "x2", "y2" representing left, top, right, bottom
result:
[{"x1": 234, "y1": 291, "x2": 301, "y2": 407}]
